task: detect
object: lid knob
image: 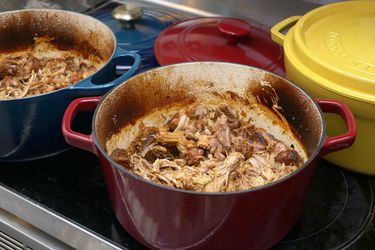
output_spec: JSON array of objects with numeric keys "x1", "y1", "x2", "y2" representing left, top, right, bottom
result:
[
  {"x1": 112, "y1": 4, "x2": 144, "y2": 27},
  {"x1": 217, "y1": 18, "x2": 251, "y2": 45}
]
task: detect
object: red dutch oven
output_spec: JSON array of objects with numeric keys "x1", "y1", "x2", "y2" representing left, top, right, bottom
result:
[{"x1": 62, "y1": 62, "x2": 356, "y2": 250}]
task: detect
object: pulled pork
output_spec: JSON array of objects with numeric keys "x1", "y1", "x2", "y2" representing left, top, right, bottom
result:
[
  {"x1": 0, "y1": 37, "x2": 102, "y2": 99},
  {"x1": 110, "y1": 103, "x2": 304, "y2": 192}
]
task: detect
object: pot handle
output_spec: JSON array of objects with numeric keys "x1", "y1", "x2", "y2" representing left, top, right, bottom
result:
[
  {"x1": 69, "y1": 49, "x2": 141, "y2": 91},
  {"x1": 271, "y1": 16, "x2": 301, "y2": 46},
  {"x1": 318, "y1": 99, "x2": 356, "y2": 156},
  {"x1": 62, "y1": 96, "x2": 101, "y2": 154}
]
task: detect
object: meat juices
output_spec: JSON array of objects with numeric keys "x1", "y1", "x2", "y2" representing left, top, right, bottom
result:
[{"x1": 110, "y1": 103, "x2": 305, "y2": 192}]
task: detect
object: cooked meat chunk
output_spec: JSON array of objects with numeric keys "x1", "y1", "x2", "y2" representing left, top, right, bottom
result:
[
  {"x1": 217, "y1": 103, "x2": 235, "y2": 118},
  {"x1": 110, "y1": 148, "x2": 129, "y2": 166},
  {"x1": 150, "y1": 145, "x2": 174, "y2": 160},
  {"x1": 186, "y1": 147, "x2": 205, "y2": 165},
  {"x1": 252, "y1": 131, "x2": 268, "y2": 146},
  {"x1": 186, "y1": 104, "x2": 208, "y2": 119},
  {"x1": 275, "y1": 149, "x2": 303, "y2": 166},
  {"x1": 215, "y1": 115, "x2": 231, "y2": 148},
  {"x1": 110, "y1": 103, "x2": 305, "y2": 192},
  {"x1": 217, "y1": 103, "x2": 241, "y2": 129},
  {"x1": 184, "y1": 125, "x2": 198, "y2": 139},
  {"x1": 231, "y1": 136, "x2": 253, "y2": 159},
  {"x1": 156, "y1": 129, "x2": 195, "y2": 148},
  {"x1": 237, "y1": 124, "x2": 254, "y2": 141},
  {"x1": 140, "y1": 127, "x2": 159, "y2": 151}
]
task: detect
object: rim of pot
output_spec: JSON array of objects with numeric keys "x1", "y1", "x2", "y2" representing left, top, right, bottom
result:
[{"x1": 92, "y1": 61, "x2": 326, "y2": 196}]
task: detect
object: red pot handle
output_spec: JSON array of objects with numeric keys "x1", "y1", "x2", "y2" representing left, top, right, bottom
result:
[
  {"x1": 317, "y1": 98, "x2": 356, "y2": 156},
  {"x1": 62, "y1": 96, "x2": 101, "y2": 154}
]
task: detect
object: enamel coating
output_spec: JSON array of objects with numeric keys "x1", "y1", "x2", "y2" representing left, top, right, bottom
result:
[
  {"x1": 0, "y1": 9, "x2": 140, "y2": 161},
  {"x1": 271, "y1": 1, "x2": 375, "y2": 174},
  {"x1": 63, "y1": 62, "x2": 355, "y2": 249}
]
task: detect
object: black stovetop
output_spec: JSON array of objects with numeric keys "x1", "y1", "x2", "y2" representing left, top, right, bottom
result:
[{"x1": 1, "y1": 148, "x2": 374, "y2": 250}]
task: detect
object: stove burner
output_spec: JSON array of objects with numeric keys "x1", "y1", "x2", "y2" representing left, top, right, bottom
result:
[{"x1": 273, "y1": 162, "x2": 375, "y2": 249}]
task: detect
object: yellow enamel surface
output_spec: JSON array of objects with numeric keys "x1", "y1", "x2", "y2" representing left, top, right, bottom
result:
[
  {"x1": 305, "y1": 13, "x2": 375, "y2": 74},
  {"x1": 277, "y1": 1, "x2": 375, "y2": 175},
  {"x1": 291, "y1": 1, "x2": 375, "y2": 103}
]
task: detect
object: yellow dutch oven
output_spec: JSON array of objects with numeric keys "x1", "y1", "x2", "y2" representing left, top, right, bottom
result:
[{"x1": 271, "y1": 1, "x2": 375, "y2": 175}]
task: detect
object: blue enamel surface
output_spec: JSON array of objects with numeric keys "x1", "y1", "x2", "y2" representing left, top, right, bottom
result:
[
  {"x1": 71, "y1": 50, "x2": 140, "y2": 90},
  {"x1": 0, "y1": 4, "x2": 181, "y2": 161},
  {"x1": 0, "y1": 49, "x2": 140, "y2": 161},
  {"x1": 93, "y1": 8, "x2": 181, "y2": 71},
  {"x1": 103, "y1": 14, "x2": 164, "y2": 50},
  {"x1": 96, "y1": 9, "x2": 178, "y2": 52}
]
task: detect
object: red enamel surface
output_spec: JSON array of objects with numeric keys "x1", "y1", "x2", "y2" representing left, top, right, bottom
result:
[
  {"x1": 317, "y1": 98, "x2": 357, "y2": 156},
  {"x1": 217, "y1": 17, "x2": 251, "y2": 37},
  {"x1": 97, "y1": 148, "x2": 317, "y2": 250},
  {"x1": 63, "y1": 69, "x2": 357, "y2": 250},
  {"x1": 62, "y1": 96, "x2": 101, "y2": 154},
  {"x1": 154, "y1": 17, "x2": 285, "y2": 75}
]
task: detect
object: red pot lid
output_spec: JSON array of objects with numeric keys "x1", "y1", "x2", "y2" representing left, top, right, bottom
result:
[{"x1": 154, "y1": 17, "x2": 285, "y2": 74}]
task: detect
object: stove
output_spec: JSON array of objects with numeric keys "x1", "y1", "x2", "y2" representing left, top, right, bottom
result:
[
  {"x1": 0, "y1": 1, "x2": 374, "y2": 250},
  {"x1": 1, "y1": 149, "x2": 374, "y2": 249}
]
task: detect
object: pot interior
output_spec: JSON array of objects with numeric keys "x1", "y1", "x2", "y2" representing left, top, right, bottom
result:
[
  {"x1": 95, "y1": 62, "x2": 324, "y2": 163},
  {"x1": 0, "y1": 9, "x2": 114, "y2": 61}
]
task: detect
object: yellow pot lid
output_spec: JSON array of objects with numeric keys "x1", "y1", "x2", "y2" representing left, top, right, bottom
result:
[{"x1": 288, "y1": 1, "x2": 375, "y2": 103}]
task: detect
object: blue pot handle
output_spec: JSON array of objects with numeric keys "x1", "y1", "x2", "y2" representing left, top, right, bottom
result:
[{"x1": 69, "y1": 48, "x2": 141, "y2": 91}]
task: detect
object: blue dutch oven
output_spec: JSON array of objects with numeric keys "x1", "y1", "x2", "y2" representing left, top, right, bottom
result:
[{"x1": 0, "y1": 9, "x2": 141, "y2": 161}]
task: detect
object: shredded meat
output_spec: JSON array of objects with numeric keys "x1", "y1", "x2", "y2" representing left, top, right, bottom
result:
[
  {"x1": 110, "y1": 103, "x2": 305, "y2": 192},
  {"x1": 0, "y1": 37, "x2": 103, "y2": 99},
  {"x1": 110, "y1": 148, "x2": 129, "y2": 166}
]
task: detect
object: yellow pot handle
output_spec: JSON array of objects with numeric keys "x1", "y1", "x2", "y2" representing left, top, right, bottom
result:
[{"x1": 271, "y1": 16, "x2": 301, "y2": 46}]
